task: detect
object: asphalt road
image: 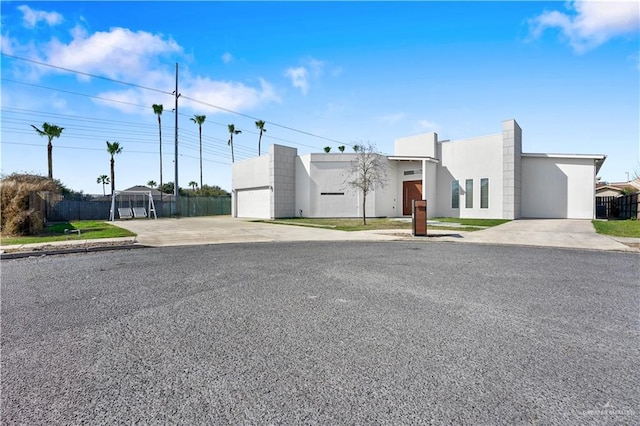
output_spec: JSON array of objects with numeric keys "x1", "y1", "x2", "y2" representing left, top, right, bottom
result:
[{"x1": 2, "y1": 242, "x2": 638, "y2": 425}]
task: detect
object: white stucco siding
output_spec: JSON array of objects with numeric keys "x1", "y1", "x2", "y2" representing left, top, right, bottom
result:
[
  {"x1": 521, "y1": 156, "x2": 596, "y2": 219},
  {"x1": 374, "y1": 160, "x2": 398, "y2": 217},
  {"x1": 309, "y1": 155, "x2": 359, "y2": 217},
  {"x1": 295, "y1": 156, "x2": 311, "y2": 217},
  {"x1": 435, "y1": 134, "x2": 504, "y2": 218},
  {"x1": 395, "y1": 133, "x2": 437, "y2": 158}
]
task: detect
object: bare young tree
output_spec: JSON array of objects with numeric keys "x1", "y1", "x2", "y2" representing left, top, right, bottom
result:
[{"x1": 344, "y1": 142, "x2": 388, "y2": 225}]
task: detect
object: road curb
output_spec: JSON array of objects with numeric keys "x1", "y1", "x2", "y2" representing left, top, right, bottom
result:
[{"x1": 0, "y1": 244, "x2": 148, "y2": 260}]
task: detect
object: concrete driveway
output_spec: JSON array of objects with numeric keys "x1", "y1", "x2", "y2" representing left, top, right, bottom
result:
[
  {"x1": 112, "y1": 216, "x2": 635, "y2": 252},
  {"x1": 112, "y1": 216, "x2": 401, "y2": 247},
  {"x1": 456, "y1": 219, "x2": 635, "y2": 251}
]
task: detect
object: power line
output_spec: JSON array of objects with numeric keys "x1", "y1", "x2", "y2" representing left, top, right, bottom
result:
[
  {"x1": 3, "y1": 55, "x2": 351, "y2": 148},
  {"x1": 1, "y1": 53, "x2": 173, "y2": 95},
  {"x1": 1, "y1": 141, "x2": 231, "y2": 165}
]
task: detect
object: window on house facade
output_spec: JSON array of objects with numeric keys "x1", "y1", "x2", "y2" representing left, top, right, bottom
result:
[
  {"x1": 451, "y1": 180, "x2": 459, "y2": 209},
  {"x1": 466, "y1": 179, "x2": 473, "y2": 208},
  {"x1": 481, "y1": 178, "x2": 489, "y2": 208}
]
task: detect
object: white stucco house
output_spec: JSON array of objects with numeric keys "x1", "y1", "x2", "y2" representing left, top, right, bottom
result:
[{"x1": 232, "y1": 119, "x2": 606, "y2": 220}]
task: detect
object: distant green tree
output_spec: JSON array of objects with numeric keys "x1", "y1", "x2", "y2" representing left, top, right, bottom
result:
[
  {"x1": 188, "y1": 180, "x2": 198, "y2": 192},
  {"x1": 31, "y1": 122, "x2": 64, "y2": 179},
  {"x1": 338, "y1": 145, "x2": 345, "y2": 152},
  {"x1": 97, "y1": 174, "x2": 110, "y2": 196},
  {"x1": 147, "y1": 180, "x2": 157, "y2": 188},
  {"x1": 324, "y1": 146, "x2": 331, "y2": 153},
  {"x1": 106, "y1": 141, "x2": 123, "y2": 195},
  {"x1": 200, "y1": 184, "x2": 230, "y2": 197},
  {"x1": 255, "y1": 120, "x2": 267, "y2": 156},
  {"x1": 159, "y1": 182, "x2": 187, "y2": 196},
  {"x1": 227, "y1": 124, "x2": 241, "y2": 163}
]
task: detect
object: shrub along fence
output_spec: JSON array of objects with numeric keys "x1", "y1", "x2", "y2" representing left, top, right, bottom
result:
[
  {"x1": 596, "y1": 193, "x2": 639, "y2": 219},
  {"x1": 30, "y1": 192, "x2": 231, "y2": 222}
]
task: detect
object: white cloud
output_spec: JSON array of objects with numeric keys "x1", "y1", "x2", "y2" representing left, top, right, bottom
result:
[
  {"x1": 7, "y1": 24, "x2": 280, "y2": 115},
  {"x1": 181, "y1": 77, "x2": 280, "y2": 113},
  {"x1": 380, "y1": 112, "x2": 405, "y2": 125},
  {"x1": 221, "y1": 52, "x2": 233, "y2": 64},
  {"x1": 529, "y1": 1, "x2": 640, "y2": 52},
  {"x1": 17, "y1": 5, "x2": 63, "y2": 28},
  {"x1": 43, "y1": 27, "x2": 182, "y2": 81},
  {"x1": 418, "y1": 119, "x2": 439, "y2": 132},
  {"x1": 284, "y1": 57, "x2": 339, "y2": 94},
  {"x1": 285, "y1": 66, "x2": 310, "y2": 95}
]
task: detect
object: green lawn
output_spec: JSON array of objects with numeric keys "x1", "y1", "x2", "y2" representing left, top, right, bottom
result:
[
  {"x1": 592, "y1": 219, "x2": 640, "y2": 238},
  {"x1": 1, "y1": 220, "x2": 136, "y2": 245},
  {"x1": 255, "y1": 217, "x2": 509, "y2": 232}
]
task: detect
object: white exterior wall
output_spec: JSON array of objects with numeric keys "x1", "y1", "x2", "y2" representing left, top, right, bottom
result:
[
  {"x1": 295, "y1": 153, "x2": 396, "y2": 218},
  {"x1": 295, "y1": 156, "x2": 311, "y2": 217},
  {"x1": 309, "y1": 154, "x2": 359, "y2": 217},
  {"x1": 435, "y1": 134, "x2": 504, "y2": 218},
  {"x1": 521, "y1": 156, "x2": 596, "y2": 219},
  {"x1": 232, "y1": 155, "x2": 271, "y2": 218},
  {"x1": 375, "y1": 160, "x2": 399, "y2": 217},
  {"x1": 395, "y1": 133, "x2": 437, "y2": 158}
]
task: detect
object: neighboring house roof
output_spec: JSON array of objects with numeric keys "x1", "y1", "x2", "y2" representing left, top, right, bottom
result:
[
  {"x1": 123, "y1": 185, "x2": 163, "y2": 196},
  {"x1": 596, "y1": 177, "x2": 640, "y2": 193},
  {"x1": 595, "y1": 185, "x2": 625, "y2": 196}
]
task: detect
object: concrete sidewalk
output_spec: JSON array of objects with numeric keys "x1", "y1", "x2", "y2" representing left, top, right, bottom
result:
[{"x1": 2, "y1": 217, "x2": 637, "y2": 257}]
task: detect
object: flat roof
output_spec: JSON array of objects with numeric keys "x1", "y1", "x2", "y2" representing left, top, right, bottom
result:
[
  {"x1": 522, "y1": 153, "x2": 607, "y2": 173},
  {"x1": 387, "y1": 156, "x2": 439, "y2": 163}
]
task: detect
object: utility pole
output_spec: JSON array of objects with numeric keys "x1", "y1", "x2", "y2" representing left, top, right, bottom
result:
[{"x1": 174, "y1": 63, "x2": 181, "y2": 215}]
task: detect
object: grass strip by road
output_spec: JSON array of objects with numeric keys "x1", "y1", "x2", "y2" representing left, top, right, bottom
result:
[
  {"x1": 592, "y1": 219, "x2": 640, "y2": 238},
  {"x1": 254, "y1": 217, "x2": 508, "y2": 232},
  {"x1": 1, "y1": 220, "x2": 136, "y2": 245}
]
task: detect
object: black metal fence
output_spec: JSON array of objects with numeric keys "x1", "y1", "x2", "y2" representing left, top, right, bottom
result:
[
  {"x1": 596, "y1": 193, "x2": 639, "y2": 219},
  {"x1": 31, "y1": 192, "x2": 231, "y2": 222}
]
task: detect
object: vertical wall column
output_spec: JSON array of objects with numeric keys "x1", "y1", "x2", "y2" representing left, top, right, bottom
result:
[
  {"x1": 502, "y1": 119, "x2": 522, "y2": 219},
  {"x1": 270, "y1": 145, "x2": 298, "y2": 218}
]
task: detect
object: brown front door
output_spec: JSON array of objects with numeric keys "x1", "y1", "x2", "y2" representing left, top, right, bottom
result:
[{"x1": 403, "y1": 180, "x2": 423, "y2": 215}]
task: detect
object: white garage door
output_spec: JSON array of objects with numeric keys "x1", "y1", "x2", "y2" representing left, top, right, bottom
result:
[{"x1": 236, "y1": 188, "x2": 271, "y2": 218}]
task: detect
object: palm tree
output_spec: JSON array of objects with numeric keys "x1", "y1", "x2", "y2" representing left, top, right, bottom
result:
[
  {"x1": 31, "y1": 122, "x2": 64, "y2": 179},
  {"x1": 97, "y1": 175, "x2": 110, "y2": 196},
  {"x1": 152, "y1": 104, "x2": 163, "y2": 187},
  {"x1": 147, "y1": 180, "x2": 157, "y2": 188},
  {"x1": 190, "y1": 114, "x2": 206, "y2": 190},
  {"x1": 106, "y1": 141, "x2": 123, "y2": 195},
  {"x1": 255, "y1": 120, "x2": 267, "y2": 156},
  {"x1": 227, "y1": 124, "x2": 241, "y2": 163},
  {"x1": 188, "y1": 180, "x2": 198, "y2": 192}
]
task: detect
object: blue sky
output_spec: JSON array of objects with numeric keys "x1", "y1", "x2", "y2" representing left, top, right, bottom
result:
[{"x1": 1, "y1": 1, "x2": 639, "y2": 194}]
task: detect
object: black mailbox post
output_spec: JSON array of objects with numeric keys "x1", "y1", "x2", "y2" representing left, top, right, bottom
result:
[{"x1": 412, "y1": 199, "x2": 427, "y2": 236}]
